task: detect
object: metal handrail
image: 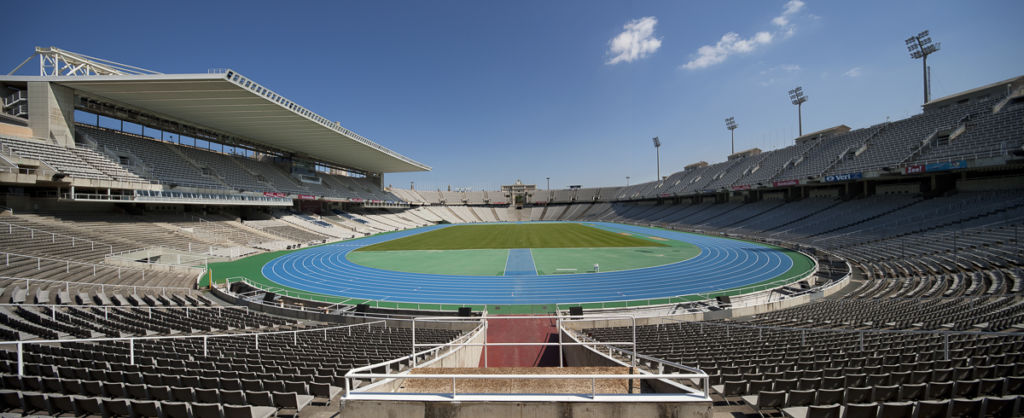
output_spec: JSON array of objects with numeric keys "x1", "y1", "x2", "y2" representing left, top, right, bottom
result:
[
  {"x1": 0, "y1": 250, "x2": 153, "y2": 273},
  {"x1": 0, "y1": 275, "x2": 195, "y2": 294},
  {"x1": 0, "y1": 319, "x2": 386, "y2": 377},
  {"x1": 345, "y1": 316, "x2": 711, "y2": 401},
  {"x1": 567, "y1": 327, "x2": 709, "y2": 396},
  {"x1": 0, "y1": 220, "x2": 115, "y2": 254}
]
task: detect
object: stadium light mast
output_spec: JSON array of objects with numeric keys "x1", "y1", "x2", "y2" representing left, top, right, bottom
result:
[
  {"x1": 788, "y1": 87, "x2": 808, "y2": 136},
  {"x1": 626, "y1": 176, "x2": 630, "y2": 187},
  {"x1": 724, "y1": 117, "x2": 738, "y2": 154},
  {"x1": 906, "y1": 30, "x2": 941, "y2": 104},
  {"x1": 652, "y1": 137, "x2": 661, "y2": 180},
  {"x1": 546, "y1": 177, "x2": 550, "y2": 202}
]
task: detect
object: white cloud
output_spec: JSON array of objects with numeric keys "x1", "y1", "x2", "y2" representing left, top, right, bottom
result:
[
  {"x1": 773, "y1": 0, "x2": 805, "y2": 38},
  {"x1": 782, "y1": 0, "x2": 805, "y2": 16},
  {"x1": 606, "y1": 17, "x2": 662, "y2": 65},
  {"x1": 682, "y1": 31, "x2": 773, "y2": 70},
  {"x1": 843, "y1": 67, "x2": 863, "y2": 78},
  {"x1": 683, "y1": 1, "x2": 807, "y2": 70}
]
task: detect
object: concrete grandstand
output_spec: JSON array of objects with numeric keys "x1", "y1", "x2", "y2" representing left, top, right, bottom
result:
[{"x1": 0, "y1": 45, "x2": 1022, "y2": 417}]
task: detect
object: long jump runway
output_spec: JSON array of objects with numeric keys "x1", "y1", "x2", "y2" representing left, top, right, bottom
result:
[{"x1": 261, "y1": 222, "x2": 796, "y2": 305}]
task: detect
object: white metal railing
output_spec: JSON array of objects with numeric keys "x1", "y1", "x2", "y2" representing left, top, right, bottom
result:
[
  {"x1": 345, "y1": 315, "x2": 711, "y2": 402},
  {"x1": 567, "y1": 327, "x2": 709, "y2": 396},
  {"x1": 106, "y1": 245, "x2": 235, "y2": 271},
  {"x1": 410, "y1": 315, "x2": 638, "y2": 369},
  {"x1": 0, "y1": 275, "x2": 196, "y2": 296},
  {"x1": 0, "y1": 251, "x2": 163, "y2": 279},
  {"x1": 0, "y1": 220, "x2": 115, "y2": 254},
  {"x1": 657, "y1": 318, "x2": 1023, "y2": 360},
  {"x1": 0, "y1": 319, "x2": 386, "y2": 377}
]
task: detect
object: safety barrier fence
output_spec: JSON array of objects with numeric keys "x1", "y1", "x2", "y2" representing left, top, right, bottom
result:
[
  {"x1": 0, "y1": 320, "x2": 387, "y2": 378},
  {"x1": 344, "y1": 315, "x2": 712, "y2": 402}
]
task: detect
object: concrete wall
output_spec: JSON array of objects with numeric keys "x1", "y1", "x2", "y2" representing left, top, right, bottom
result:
[
  {"x1": 562, "y1": 329, "x2": 622, "y2": 369},
  {"x1": 28, "y1": 82, "x2": 75, "y2": 146},
  {"x1": 0, "y1": 121, "x2": 32, "y2": 138}
]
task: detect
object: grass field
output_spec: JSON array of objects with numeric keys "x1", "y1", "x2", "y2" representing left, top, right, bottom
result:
[{"x1": 355, "y1": 223, "x2": 666, "y2": 252}]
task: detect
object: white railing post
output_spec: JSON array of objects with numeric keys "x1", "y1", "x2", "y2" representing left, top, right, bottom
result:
[
  {"x1": 16, "y1": 343, "x2": 23, "y2": 376},
  {"x1": 631, "y1": 316, "x2": 637, "y2": 368},
  {"x1": 203, "y1": 336, "x2": 208, "y2": 357},
  {"x1": 129, "y1": 339, "x2": 135, "y2": 365},
  {"x1": 411, "y1": 318, "x2": 417, "y2": 367}
]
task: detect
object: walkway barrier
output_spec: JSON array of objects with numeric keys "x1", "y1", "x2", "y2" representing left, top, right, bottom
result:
[
  {"x1": 0, "y1": 319, "x2": 387, "y2": 377},
  {"x1": 658, "y1": 317, "x2": 1023, "y2": 360},
  {"x1": 0, "y1": 275, "x2": 197, "y2": 297},
  {"x1": 0, "y1": 220, "x2": 114, "y2": 254},
  {"x1": 344, "y1": 314, "x2": 712, "y2": 402}
]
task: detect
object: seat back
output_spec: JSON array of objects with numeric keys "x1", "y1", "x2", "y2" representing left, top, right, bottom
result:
[
  {"x1": 915, "y1": 399, "x2": 950, "y2": 418},
  {"x1": 844, "y1": 403, "x2": 878, "y2": 418},
  {"x1": 159, "y1": 401, "x2": 190, "y2": 418},
  {"x1": 878, "y1": 401, "x2": 913, "y2": 418},
  {"x1": 806, "y1": 404, "x2": 841, "y2": 418},
  {"x1": 190, "y1": 402, "x2": 222, "y2": 418}
]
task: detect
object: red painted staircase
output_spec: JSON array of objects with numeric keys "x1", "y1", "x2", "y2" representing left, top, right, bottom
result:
[{"x1": 480, "y1": 315, "x2": 562, "y2": 367}]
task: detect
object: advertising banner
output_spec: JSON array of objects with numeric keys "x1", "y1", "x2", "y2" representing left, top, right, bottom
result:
[
  {"x1": 823, "y1": 172, "x2": 863, "y2": 183},
  {"x1": 903, "y1": 165, "x2": 925, "y2": 175},
  {"x1": 925, "y1": 160, "x2": 967, "y2": 173}
]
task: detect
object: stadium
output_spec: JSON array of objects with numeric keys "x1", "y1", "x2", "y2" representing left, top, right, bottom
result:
[{"x1": 0, "y1": 6, "x2": 1022, "y2": 418}]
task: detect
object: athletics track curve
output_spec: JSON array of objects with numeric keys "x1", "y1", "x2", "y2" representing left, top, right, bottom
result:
[{"x1": 260, "y1": 222, "x2": 798, "y2": 305}]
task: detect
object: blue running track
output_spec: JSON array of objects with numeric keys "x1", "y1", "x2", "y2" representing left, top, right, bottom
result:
[
  {"x1": 504, "y1": 249, "x2": 537, "y2": 276},
  {"x1": 260, "y1": 222, "x2": 798, "y2": 305}
]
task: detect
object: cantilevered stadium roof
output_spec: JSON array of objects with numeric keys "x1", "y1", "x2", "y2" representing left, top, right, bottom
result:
[{"x1": 1, "y1": 71, "x2": 430, "y2": 173}]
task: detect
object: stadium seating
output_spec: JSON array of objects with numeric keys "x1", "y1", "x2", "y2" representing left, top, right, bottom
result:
[{"x1": 0, "y1": 299, "x2": 465, "y2": 415}]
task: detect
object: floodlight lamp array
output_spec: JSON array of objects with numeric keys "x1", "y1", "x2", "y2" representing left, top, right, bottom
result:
[{"x1": 788, "y1": 87, "x2": 807, "y2": 105}]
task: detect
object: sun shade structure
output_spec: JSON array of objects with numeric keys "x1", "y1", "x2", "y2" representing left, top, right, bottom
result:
[{"x1": 2, "y1": 47, "x2": 429, "y2": 175}]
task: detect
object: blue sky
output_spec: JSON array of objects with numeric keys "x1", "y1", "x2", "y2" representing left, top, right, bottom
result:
[{"x1": 5, "y1": 1, "x2": 1023, "y2": 191}]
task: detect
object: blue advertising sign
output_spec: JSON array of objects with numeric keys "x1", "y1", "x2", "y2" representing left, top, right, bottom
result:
[
  {"x1": 925, "y1": 160, "x2": 967, "y2": 173},
  {"x1": 824, "y1": 172, "x2": 863, "y2": 183}
]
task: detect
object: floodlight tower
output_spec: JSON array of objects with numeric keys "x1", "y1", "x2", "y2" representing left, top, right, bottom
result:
[
  {"x1": 652, "y1": 137, "x2": 661, "y2": 180},
  {"x1": 724, "y1": 117, "x2": 738, "y2": 154},
  {"x1": 788, "y1": 87, "x2": 808, "y2": 136},
  {"x1": 906, "y1": 30, "x2": 941, "y2": 104}
]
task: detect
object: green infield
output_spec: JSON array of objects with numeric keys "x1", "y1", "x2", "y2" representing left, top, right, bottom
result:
[{"x1": 355, "y1": 223, "x2": 666, "y2": 251}]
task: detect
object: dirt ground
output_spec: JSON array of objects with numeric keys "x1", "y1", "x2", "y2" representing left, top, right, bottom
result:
[{"x1": 398, "y1": 367, "x2": 641, "y2": 394}]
